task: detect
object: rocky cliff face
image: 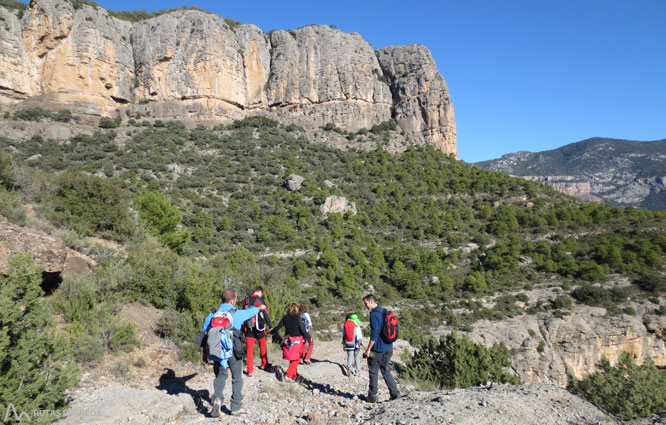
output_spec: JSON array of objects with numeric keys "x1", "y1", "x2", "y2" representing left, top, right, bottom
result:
[
  {"x1": 0, "y1": 0, "x2": 456, "y2": 155},
  {"x1": 462, "y1": 304, "x2": 666, "y2": 386},
  {"x1": 0, "y1": 215, "x2": 93, "y2": 276}
]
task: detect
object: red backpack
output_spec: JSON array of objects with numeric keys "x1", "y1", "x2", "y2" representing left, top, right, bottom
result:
[
  {"x1": 380, "y1": 309, "x2": 399, "y2": 344},
  {"x1": 343, "y1": 320, "x2": 357, "y2": 350}
]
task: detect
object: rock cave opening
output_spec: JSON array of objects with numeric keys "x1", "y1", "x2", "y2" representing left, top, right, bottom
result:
[{"x1": 41, "y1": 271, "x2": 62, "y2": 295}]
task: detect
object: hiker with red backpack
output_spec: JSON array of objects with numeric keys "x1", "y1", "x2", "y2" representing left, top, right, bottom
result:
[
  {"x1": 201, "y1": 288, "x2": 266, "y2": 417},
  {"x1": 342, "y1": 313, "x2": 364, "y2": 375},
  {"x1": 362, "y1": 294, "x2": 400, "y2": 403},
  {"x1": 269, "y1": 303, "x2": 311, "y2": 383},
  {"x1": 242, "y1": 286, "x2": 272, "y2": 377}
]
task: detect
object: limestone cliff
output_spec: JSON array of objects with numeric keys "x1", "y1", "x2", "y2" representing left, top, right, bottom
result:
[
  {"x1": 0, "y1": 0, "x2": 457, "y2": 155},
  {"x1": 461, "y1": 304, "x2": 666, "y2": 386}
]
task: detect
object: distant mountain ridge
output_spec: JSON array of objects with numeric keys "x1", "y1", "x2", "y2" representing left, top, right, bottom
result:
[{"x1": 475, "y1": 138, "x2": 666, "y2": 210}]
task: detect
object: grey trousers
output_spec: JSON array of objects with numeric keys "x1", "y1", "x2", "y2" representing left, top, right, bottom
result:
[
  {"x1": 367, "y1": 349, "x2": 399, "y2": 397},
  {"x1": 346, "y1": 349, "x2": 361, "y2": 374},
  {"x1": 212, "y1": 355, "x2": 243, "y2": 411}
]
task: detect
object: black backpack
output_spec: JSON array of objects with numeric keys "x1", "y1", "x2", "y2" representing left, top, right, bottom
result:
[
  {"x1": 243, "y1": 295, "x2": 267, "y2": 331},
  {"x1": 380, "y1": 308, "x2": 399, "y2": 344}
]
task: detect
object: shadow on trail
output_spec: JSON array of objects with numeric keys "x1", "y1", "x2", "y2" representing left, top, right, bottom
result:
[
  {"x1": 308, "y1": 358, "x2": 349, "y2": 376},
  {"x1": 296, "y1": 360, "x2": 360, "y2": 400},
  {"x1": 156, "y1": 368, "x2": 211, "y2": 415}
]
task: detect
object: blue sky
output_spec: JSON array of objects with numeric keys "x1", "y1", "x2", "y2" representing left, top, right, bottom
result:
[{"x1": 56, "y1": 0, "x2": 666, "y2": 162}]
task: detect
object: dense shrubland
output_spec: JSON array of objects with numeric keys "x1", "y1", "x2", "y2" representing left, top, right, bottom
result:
[
  {"x1": 0, "y1": 116, "x2": 664, "y2": 415},
  {"x1": 568, "y1": 352, "x2": 666, "y2": 420}
]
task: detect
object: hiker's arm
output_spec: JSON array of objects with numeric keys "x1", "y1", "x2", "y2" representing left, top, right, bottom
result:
[
  {"x1": 202, "y1": 312, "x2": 214, "y2": 332},
  {"x1": 365, "y1": 311, "x2": 381, "y2": 356},
  {"x1": 364, "y1": 340, "x2": 375, "y2": 357},
  {"x1": 270, "y1": 317, "x2": 284, "y2": 334},
  {"x1": 263, "y1": 310, "x2": 273, "y2": 329},
  {"x1": 234, "y1": 307, "x2": 259, "y2": 327}
]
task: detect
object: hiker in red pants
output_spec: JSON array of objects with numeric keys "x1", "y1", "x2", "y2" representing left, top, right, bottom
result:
[
  {"x1": 270, "y1": 303, "x2": 311, "y2": 383},
  {"x1": 299, "y1": 303, "x2": 313, "y2": 364},
  {"x1": 242, "y1": 286, "x2": 272, "y2": 376}
]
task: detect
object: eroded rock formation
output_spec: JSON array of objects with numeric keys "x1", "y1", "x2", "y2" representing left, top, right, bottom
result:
[{"x1": 0, "y1": 0, "x2": 457, "y2": 155}]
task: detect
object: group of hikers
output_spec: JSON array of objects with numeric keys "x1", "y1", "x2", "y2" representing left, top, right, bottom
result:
[{"x1": 200, "y1": 286, "x2": 400, "y2": 417}]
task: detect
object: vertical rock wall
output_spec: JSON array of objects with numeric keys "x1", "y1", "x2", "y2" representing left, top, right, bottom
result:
[{"x1": 0, "y1": 0, "x2": 457, "y2": 155}]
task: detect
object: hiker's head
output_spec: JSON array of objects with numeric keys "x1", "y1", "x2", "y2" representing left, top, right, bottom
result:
[
  {"x1": 222, "y1": 289, "x2": 237, "y2": 304},
  {"x1": 362, "y1": 294, "x2": 377, "y2": 310},
  {"x1": 299, "y1": 303, "x2": 308, "y2": 314},
  {"x1": 349, "y1": 313, "x2": 361, "y2": 326},
  {"x1": 345, "y1": 313, "x2": 352, "y2": 321},
  {"x1": 288, "y1": 303, "x2": 299, "y2": 315},
  {"x1": 253, "y1": 286, "x2": 263, "y2": 295}
]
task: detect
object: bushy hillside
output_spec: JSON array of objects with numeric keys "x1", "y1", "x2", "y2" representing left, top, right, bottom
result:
[
  {"x1": 2, "y1": 118, "x2": 665, "y2": 319},
  {"x1": 2, "y1": 116, "x2": 666, "y2": 420}
]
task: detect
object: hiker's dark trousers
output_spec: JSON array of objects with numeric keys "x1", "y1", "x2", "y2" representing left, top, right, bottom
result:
[
  {"x1": 367, "y1": 349, "x2": 399, "y2": 398},
  {"x1": 213, "y1": 355, "x2": 243, "y2": 411}
]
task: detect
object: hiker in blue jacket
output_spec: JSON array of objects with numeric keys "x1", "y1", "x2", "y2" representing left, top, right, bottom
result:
[
  {"x1": 362, "y1": 294, "x2": 400, "y2": 403},
  {"x1": 202, "y1": 288, "x2": 266, "y2": 417}
]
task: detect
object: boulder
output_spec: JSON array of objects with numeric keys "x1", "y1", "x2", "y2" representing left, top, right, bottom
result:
[
  {"x1": 285, "y1": 174, "x2": 304, "y2": 191},
  {"x1": 319, "y1": 195, "x2": 356, "y2": 217}
]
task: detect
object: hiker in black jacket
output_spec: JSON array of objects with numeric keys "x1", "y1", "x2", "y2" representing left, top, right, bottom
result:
[
  {"x1": 242, "y1": 286, "x2": 272, "y2": 376},
  {"x1": 269, "y1": 303, "x2": 311, "y2": 383}
]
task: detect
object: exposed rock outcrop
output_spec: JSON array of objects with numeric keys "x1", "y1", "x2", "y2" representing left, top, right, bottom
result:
[
  {"x1": 319, "y1": 195, "x2": 356, "y2": 217},
  {"x1": 0, "y1": 0, "x2": 457, "y2": 154},
  {"x1": 0, "y1": 216, "x2": 93, "y2": 275},
  {"x1": 460, "y1": 304, "x2": 666, "y2": 386},
  {"x1": 284, "y1": 174, "x2": 304, "y2": 191},
  {"x1": 377, "y1": 45, "x2": 457, "y2": 156}
]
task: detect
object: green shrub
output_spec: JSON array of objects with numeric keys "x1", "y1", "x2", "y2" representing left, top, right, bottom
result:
[
  {"x1": 403, "y1": 331, "x2": 520, "y2": 389},
  {"x1": 571, "y1": 285, "x2": 611, "y2": 307},
  {"x1": 41, "y1": 171, "x2": 134, "y2": 241},
  {"x1": 0, "y1": 149, "x2": 14, "y2": 189},
  {"x1": 569, "y1": 352, "x2": 666, "y2": 420},
  {"x1": 0, "y1": 188, "x2": 26, "y2": 223},
  {"x1": 156, "y1": 309, "x2": 181, "y2": 338},
  {"x1": 13, "y1": 107, "x2": 52, "y2": 121},
  {"x1": 134, "y1": 190, "x2": 189, "y2": 252},
  {"x1": 99, "y1": 116, "x2": 120, "y2": 128},
  {"x1": 0, "y1": 255, "x2": 80, "y2": 420},
  {"x1": 635, "y1": 271, "x2": 666, "y2": 293},
  {"x1": 370, "y1": 119, "x2": 398, "y2": 134}
]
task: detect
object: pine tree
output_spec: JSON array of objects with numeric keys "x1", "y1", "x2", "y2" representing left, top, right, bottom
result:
[{"x1": 0, "y1": 255, "x2": 79, "y2": 424}]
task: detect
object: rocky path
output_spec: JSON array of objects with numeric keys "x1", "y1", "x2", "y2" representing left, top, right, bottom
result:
[{"x1": 54, "y1": 335, "x2": 635, "y2": 425}]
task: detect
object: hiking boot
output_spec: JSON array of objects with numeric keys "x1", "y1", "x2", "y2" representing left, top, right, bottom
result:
[
  {"x1": 274, "y1": 366, "x2": 284, "y2": 382},
  {"x1": 229, "y1": 407, "x2": 246, "y2": 416},
  {"x1": 303, "y1": 359, "x2": 311, "y2": 365},
  {"x1": 295, "y1": 375, "x2": 306, "y2": 384},
  {"x1": 210, "y1": 398, "x2": 221, "y2": 418},
  {"x1": 366, "y1": 394, "x2": 378, "y2": 403},
  {"x1": 259, "y1": 363, "x2": 272, "y2": 372},
  {"x1": 389, "y1": 392, "x2": 402, "y2": 401},
  {"x1": 284, "y1": 376, "x2": 296, "y2": 383},
  {"x1": 342, "y1": 365, "x2": 349, "y2": 376}
]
